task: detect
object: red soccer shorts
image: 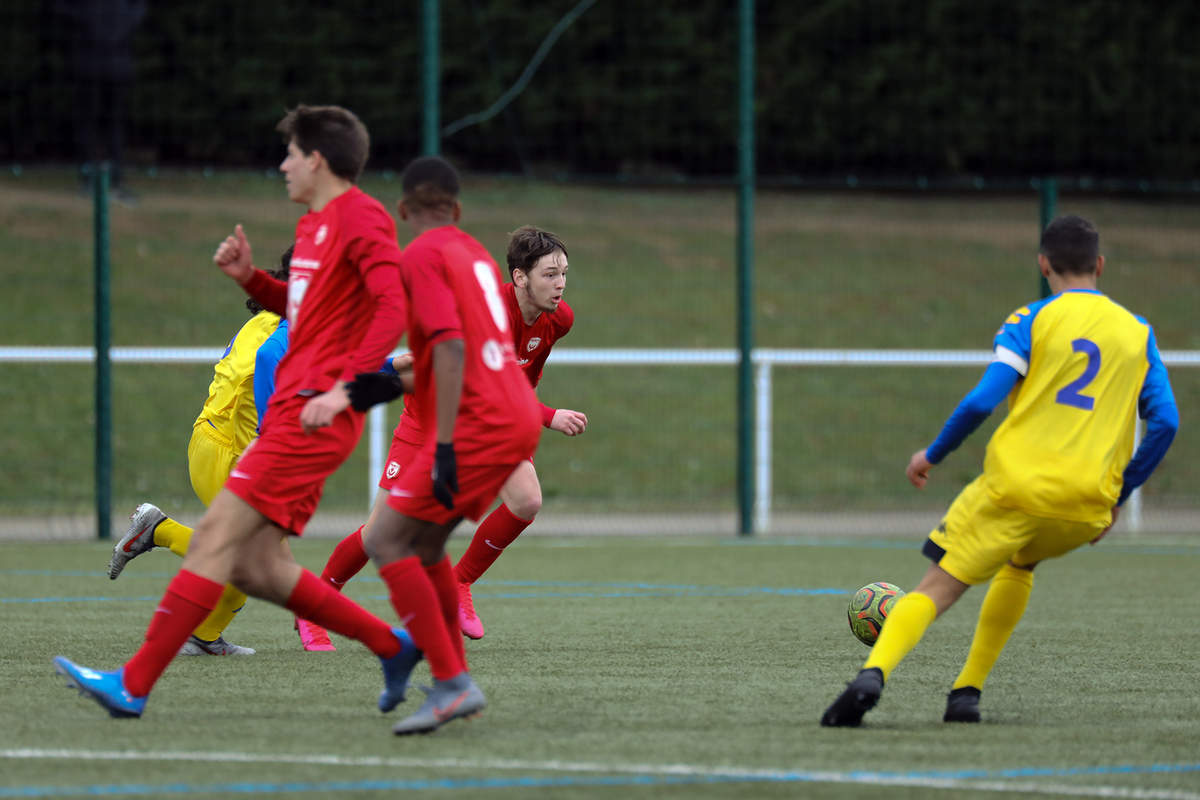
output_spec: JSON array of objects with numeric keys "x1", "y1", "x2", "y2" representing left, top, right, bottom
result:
[
  {"x1": 225, "y1": 394, "x2": 364, "y2": 535},
  {"x1": 379, "y1": 431, "x2": 422, "y2": 491},
  {"x1": 386, "y1": 451, "x2": 524, "y2": 525}
]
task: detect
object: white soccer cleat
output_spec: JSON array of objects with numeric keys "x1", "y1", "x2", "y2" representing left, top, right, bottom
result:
[
  {"x1": 108, "y1": 503, "x2": 166, "y2": 580},
  {"x1": 179, "y1": 635, "x2": 256, "y2": 656}
]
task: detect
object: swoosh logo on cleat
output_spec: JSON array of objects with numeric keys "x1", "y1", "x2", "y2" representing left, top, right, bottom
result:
[
  {"x1": 123, "y1": 527, "x2": 151, "y2": 552},
  {"x1": 433, "y1": 690, "x2": 470, "y2": 721}
]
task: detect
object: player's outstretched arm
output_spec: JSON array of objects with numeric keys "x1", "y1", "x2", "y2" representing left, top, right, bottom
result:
[
  {"x1": 213, "y1": 224, "x2": 256, "y2": 284},
  {"x1": 550, "y1": 408, "x2": 588, "y2": 437}
]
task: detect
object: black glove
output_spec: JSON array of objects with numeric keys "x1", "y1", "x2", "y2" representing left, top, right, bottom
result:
[
  {"x1": 431, "y1": 442, "x2": 459, "y2": 510},
  {"x1": 347, "y1": 372, "x2": 406, "y2": 411}
]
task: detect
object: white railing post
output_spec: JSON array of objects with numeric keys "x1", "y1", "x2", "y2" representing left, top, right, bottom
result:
[
  {"x1": 1128, "y1": 417, "x2": 1143, "y2": 534},
  {"x1": 368, "y1": 405, "x2": 386, "y2": 507},
  {"x1": 754, "y1": 358, "x2": 772, "y2": 533}
]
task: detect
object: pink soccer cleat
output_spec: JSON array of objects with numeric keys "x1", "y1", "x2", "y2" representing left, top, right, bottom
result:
[
  {"x1": 457, "y1": 582, "x2": 484, "y2": 640},
  {"x1": 295, "y1": 617, "x2": 336, "y2": 651}
]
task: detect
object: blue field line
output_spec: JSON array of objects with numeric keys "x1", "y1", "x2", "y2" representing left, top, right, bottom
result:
[
  {"x1": 3, "y1": 761, "x2": 1198, "y2": 798},
  {"x1": 1, "y1": 595, "x2": 160, "y2": 604},
  {"x1": 1, "y1": 575, "x2": 849, "y2": 604}
]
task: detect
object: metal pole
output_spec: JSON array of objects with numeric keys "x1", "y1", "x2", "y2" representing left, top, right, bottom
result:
[
  {"x1": 736, "y1": 0, "x2": 756, "y2": 535},
  {"x1": 94, "y1": 164, "x2": 112, "y2": 539},
  {"x1": 422, "y1": 0, "x2": 440, "y2": 155}
]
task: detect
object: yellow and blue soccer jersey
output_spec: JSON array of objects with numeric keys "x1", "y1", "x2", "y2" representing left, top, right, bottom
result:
[
  {"x1": 981, "y1": 289, "x2": 1174, "y2": 521},
  {"x1": 193, "y1": 310, "x2": 282, "y2": 455}
]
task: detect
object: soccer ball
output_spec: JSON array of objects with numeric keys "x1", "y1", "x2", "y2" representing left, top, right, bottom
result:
[{"x1": 847, "y1": 582, "x2": 905, "y2": 646}]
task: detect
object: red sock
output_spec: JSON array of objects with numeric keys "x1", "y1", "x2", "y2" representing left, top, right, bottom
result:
[
  {"x1": 454, "y1": 504, "x2": 531, "y2": 584},
  {"x1": 123, "y1": 570, "x2": 224, "y2": 696},
  {"x1": 321, "y1": 525, "x2": 370, "y2": 591},
  {"x1": 379, "y1": 556, "x2": 464, "y2": 680},
  {"x1": 425, "y1": 556, "x2": 467, "y2": 670},
  {"x1": 285, "y1": 570, "x2": 399, "y2": 658}
]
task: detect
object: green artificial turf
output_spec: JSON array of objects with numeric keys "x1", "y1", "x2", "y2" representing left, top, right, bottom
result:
[{"x1": 3, "y1": 535, "x2": 1200, "y2": 798}]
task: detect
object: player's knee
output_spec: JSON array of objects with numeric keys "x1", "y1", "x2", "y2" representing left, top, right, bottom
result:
[{"x1": 508, "y1": 494, "x2": 541, "y2": 520}]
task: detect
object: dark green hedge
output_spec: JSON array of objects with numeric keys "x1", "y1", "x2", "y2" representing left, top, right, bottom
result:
[{"x1": 6, "y1": 0, "x2": 1199, "y2": 179}]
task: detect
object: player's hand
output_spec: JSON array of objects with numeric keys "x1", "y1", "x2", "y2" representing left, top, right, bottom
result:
[
  {"x1": 906, "y1": 449, "x2": 933, "y2": 488},
  {"x1": 550, "y1": 408, "x2": 588, "y2": 436},
  {"x1": 347, "y1": 372, "x2": 407, "y2": 411},
  {"x1": 299, "y1": 384, "x2": 351, "y2": 433},
  {"x1": 213, "y1": 224, "x2": 255, "y2": 284},
  {"x1": 1091, "y1": 505, "x2": 1120, "y2": 545},
  {"x1": 431, "y1": 442, "x2": 458, "y2": 510},
  {"x1": 391, "y1": 352, "x2": 414, "y2": 374}
]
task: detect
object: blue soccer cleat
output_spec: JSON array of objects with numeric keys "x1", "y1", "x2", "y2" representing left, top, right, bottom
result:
[
  {"x1": 378, "y1": 628, "x2": 423, "y2": 713},
  {"x1": 53, "y1": 657, "x2": 147, "y2": 718}
]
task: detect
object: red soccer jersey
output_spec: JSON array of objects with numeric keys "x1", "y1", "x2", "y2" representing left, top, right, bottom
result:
[
  {"x1": 400, "y1": 225, "x2": 541, "y2": 464},
  {"x1": 505, "y1": 281, "x2": 573, "y2": 389},
  {"x1": 249, "y1": 187, "x2": 407, "y2": 413},
  {"x1": 395, "y1": 270, "x2": 573, "y2": 441}
]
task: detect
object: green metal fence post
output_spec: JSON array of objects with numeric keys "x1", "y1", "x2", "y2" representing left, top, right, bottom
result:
[
  {"x1": 422, "y1": 0, "x2": 440, "y2": 155},
  {"x1": 736, "y1": 0, "x2": 756, "y2": 535},
  {"x1": 94, "y1": 163, "x2": 112, "y2": 539},
  {"x1": 1038, "y1": 177, "x2": 1057, "y2": 298}
]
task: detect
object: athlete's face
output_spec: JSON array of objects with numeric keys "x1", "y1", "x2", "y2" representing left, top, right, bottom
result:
[
  {"x1": 280, "y1": 140, "x2": 318, "y2": 204},
  {"x1": 518, "y1": 250, "x2": 568, "y2": 313}
]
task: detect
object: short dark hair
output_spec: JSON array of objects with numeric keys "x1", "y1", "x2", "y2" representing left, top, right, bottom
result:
[
  {"x1": 276, "y1": 105, "x2": 370, "y2": 182},
  {"x1": 401, "y1": 155, "x2": 460, "y2": 213},
  {"x1": 507, "y1": 225, "x2": 567, "y2": 277},
  {"x1": 1040, "y1": 215, "x2": 1100, "y2": 275},
  {"x1": 247, "y1": 246, "x2": 293, "y2": 315}
]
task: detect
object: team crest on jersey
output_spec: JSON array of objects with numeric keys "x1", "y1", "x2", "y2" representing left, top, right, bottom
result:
[
  {"x1": 386, "y1": 461, "x2": 400, "y2": 479},
  {"x1": 315, "y1": 224, "x2": 328, "y2": 245},
  {"x1": 526, "y1": 337, "x2": 541, "y2": 352}
]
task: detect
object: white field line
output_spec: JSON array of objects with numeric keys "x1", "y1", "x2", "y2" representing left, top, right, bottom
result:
[{"x1": 2, "y1": 748, "x2": 1198, "y2": 800}]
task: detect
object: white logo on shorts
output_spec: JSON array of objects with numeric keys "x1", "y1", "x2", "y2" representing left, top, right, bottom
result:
[{"x1": 385, "y1": 461, "x2": 400, "y2": 479}]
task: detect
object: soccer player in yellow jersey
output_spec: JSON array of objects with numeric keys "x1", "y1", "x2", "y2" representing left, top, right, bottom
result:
[
  {"x1": 822, "y1": 215, "x2": 1179, "y2": 727},
  {"x1": 105, "y1": 250, "x2": 293, "y2": 656}
]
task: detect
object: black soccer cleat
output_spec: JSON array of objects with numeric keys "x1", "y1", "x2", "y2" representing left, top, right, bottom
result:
[
  {"x1": 820, "y1": 667, "x2": 884, "y2": 727},
  {"x1": 943, "y1": 686, "x2": 982, "y2": 723}
]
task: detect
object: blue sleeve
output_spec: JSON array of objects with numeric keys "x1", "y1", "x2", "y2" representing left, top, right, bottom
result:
[
  {"x1": 925, "y1": 362, "x2": 1022, "y2": 464},
  {"x1": 379, "y1": 356, "x2": 399, "y2": 375},
  {"x1": 1117, "y1": 328, "x2": 1179, "y2": 505},
  {"x1": 253, "y1": 320, "x2": 289, "y2": 431}
]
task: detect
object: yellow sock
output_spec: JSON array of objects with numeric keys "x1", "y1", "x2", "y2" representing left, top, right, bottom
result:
[
  {"x1": 952, "y1": 563, "x2": 1033, "y2": 690},
  {"x1": 152, "y1": 517, "x2": 194, "y2": 558},
  {"x1": 863, "y1": 591, "x2": 938, "y2": 681},
  {"x1": 192, "y1": 584, "x2": 248, "y2": 642}
]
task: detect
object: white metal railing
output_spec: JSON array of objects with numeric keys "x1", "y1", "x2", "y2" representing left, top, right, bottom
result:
[{"x1": 6, "y1": 346, "x2": 1197, "y2": 533}]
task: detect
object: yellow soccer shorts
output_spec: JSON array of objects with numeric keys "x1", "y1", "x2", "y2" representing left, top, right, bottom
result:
[
  {"x1": 924, "y1": 475, "x2": 1109, "y2": 585},
  {"x1": 188, "y1": 422, "x2": 241, "y2": 507}
]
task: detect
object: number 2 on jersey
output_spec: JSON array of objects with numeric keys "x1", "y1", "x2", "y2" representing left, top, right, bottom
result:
[{"x1": 1056, "y1": 338, "x2": 1100, "y2": 410}]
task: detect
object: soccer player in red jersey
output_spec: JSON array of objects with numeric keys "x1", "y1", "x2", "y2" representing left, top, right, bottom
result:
[
  {"x1": 306, "y1": 224, "x2": 585, "y2": 646},
  {"x1": 53, "y1": 105, "x2": 425, "y2": 721},
  {"x1": 344, "y1": 155, "x2": 543, "y2": 735}
]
